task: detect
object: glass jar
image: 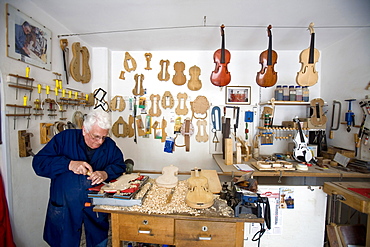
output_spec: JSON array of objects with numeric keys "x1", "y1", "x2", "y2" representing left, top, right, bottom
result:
[
  {"x1": 295, "y1": 86, "x2": 302, "y2": 101},
  {"x1": 275, "y1": 85, "x2": 283, "y2": 101},
  {"x1": 302, "y1": 86, "x2": 309, "y2": 102},
  {"x1": 289, "y1": 85, "x2": 296, "y2": 101},
  {"x1": 283, "y1": 85, "x2": 289, "y2": 101}
]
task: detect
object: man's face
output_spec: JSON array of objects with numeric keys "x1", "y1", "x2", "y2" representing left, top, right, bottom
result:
[
  {"x1": 82, "y1": 124, "x2": 109, "y2": 149},
  {"x1": 23, "y1": 25, "x2": 31, "y2": 35}
]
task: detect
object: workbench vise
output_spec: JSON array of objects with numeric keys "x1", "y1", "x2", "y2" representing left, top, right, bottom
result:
[{"x1": 234, "y1": 191, "x2": 271, "y2": 229}]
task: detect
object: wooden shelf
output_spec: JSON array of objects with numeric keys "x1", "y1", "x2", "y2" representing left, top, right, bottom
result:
[
  {"x1": 213, "y1": 154, "x2": 370, "y2": 178},
  {"x1": 260, "y1": 101, "x2": 310, "y2": 106}
]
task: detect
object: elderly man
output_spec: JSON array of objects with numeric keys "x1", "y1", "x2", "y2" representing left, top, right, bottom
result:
[
  {"x1": 33, "y1": 109, "x2": 126, "y2": 247},
  {"x1": 15, "y1": 21, "x2": 31, "y2": 57}
]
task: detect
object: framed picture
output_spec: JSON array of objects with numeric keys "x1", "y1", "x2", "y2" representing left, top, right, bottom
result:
[
  {"x1": 225, "y1": 86, "x2": 251, "y2": 105},
  {"x1": 6, "y1": 4, "x2": 52, "y2": 70}
]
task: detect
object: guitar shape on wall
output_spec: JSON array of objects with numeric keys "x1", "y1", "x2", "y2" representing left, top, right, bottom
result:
[
  {"x1": 292, "y1": 117, "x2": 313, "y2": 163},
  {"x1": 256, "y1": 25, "x2": 278, "y2": 88},
  {"x1": 296, "y1": 22, "x2": 320, "y2": 86}
]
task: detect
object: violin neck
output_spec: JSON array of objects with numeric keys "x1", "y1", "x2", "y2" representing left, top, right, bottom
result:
[
  {"x1": 267, "y1": 33, "x2": 273, "y2": 66},
  {"x1": 309, "y1": 33, "x2": 315, "y2": 64},
  {"x1": 221, "y1": 33, "x2": 225, "y2": 64},
  {"x1": 297, "y1": 121, "x2": 305, "y2": 143}
]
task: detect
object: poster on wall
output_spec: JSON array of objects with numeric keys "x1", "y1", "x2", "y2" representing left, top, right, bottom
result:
[
  {"x1": 6, "y1": 4, "x2": 52, "y2": 70},
  {"x1": 225, "y1": 86, "x2": 251, "y2": 105}
]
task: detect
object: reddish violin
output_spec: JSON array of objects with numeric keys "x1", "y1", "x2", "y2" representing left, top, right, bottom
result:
[
  {"x1": 210, "y1": 24, "x2": 231, "y2": 87},
  {"x1": 256, "y1": 25, "x2": 278, "y2": 88}
]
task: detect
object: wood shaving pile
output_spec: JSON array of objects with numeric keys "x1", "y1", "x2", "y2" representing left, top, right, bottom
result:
[{"x1": 98, "y1": 179, "x2": 234, "y2": 217}]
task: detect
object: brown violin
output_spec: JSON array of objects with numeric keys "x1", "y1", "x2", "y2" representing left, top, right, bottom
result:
[
  {"x1": 256, "y1": 25, "x2": 278, "y2": 88},
  {"x1": 296, "y1": 22, "x2": 320, "y2": 87},
  {"x1": 210, "y1": 24, "x2": 231, "y2": 87}
]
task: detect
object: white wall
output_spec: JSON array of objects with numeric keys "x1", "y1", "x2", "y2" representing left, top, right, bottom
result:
[
  {"x1": 321, "y1": 27, "x2": 370, "y2": 159},
  {"x1": 0, "y1": 0, "x2": 91, "y2": 246},
  {"x1": 107, "y1": 49, "x2": 322, "y2": 170}
]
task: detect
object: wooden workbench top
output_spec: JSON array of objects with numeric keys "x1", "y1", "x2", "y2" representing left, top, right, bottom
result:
[
  {"x1": 94, "y1": 207, "x2": 263, "y2": 223},
  {"x1": 213, "y1": 154, "x2": 370, "y2": 178},
  {"x1": 323, "y1": 182, "x2": 370, "y2": 214}
]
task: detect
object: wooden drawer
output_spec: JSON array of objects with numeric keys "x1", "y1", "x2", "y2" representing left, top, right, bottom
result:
[
  {"x1": 116, "y1": 214, "x2": 174, "y2": 245},
  {"x1": 175, "y1": 219, "x2": 237, "y2": 247}
]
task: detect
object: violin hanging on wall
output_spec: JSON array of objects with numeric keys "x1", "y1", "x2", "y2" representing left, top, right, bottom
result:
[
  {"x1": 296, "y1": 22, "x2": 320, "y2": 87},
  {"x1": 256, "y1": 25, "x2": 278, "y2": 88},
  {"x1": 210, "y1": 24, "x2": 231, "y2": 87}
]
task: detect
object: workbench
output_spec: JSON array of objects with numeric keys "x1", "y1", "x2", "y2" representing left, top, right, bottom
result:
[
  {"x1": 94, "y1": 207, "x2": 263, "y2": 247},
  {"x1": 323, "y1": 182, "x2": 370, "y2": 246},
  {"x1": 92, "y1": 178, "x2": 264, "y2": 247}
]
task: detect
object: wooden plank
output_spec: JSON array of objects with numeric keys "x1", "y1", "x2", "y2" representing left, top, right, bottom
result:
[
  {"x1": 200, "y1": 170, "x2": 222, "y2": 194},
  {"x1": 224, "y1": 138, "x2": 233, "y2": 165},
  {"x1": 326, "y1": 224, "x2": 342, "y2": 247}
]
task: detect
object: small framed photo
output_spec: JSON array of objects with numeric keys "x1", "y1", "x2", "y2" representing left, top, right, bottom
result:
[
  {"x1": 225, "y1": 86, "x2": 251, "y2": 105},
  {"x1": 6, "y1": 4, "x2": 52, "y2": 70}
]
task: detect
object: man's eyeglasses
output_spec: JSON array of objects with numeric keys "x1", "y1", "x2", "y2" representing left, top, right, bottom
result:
[{"x1": 88, "y1": 132, "x2": 108, "y2": 142}]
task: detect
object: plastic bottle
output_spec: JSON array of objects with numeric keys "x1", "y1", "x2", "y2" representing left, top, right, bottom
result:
[
  {"x1": 302, "y1": 86, "x2": 309, "y2": 102},
  {"x1": 282, "y1": 85, "x2": 289, "y2": 101},
  {"x1": 295, "y1": 86, "x2": 302, "y2": 101},
  {"x1": 289, "y1": 85, "x2": 296, "y2": 101}
]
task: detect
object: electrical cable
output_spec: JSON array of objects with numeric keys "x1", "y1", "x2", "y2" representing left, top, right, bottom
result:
[{"x1": 58, "y1": 24, "x2": 370, "y2": 38}]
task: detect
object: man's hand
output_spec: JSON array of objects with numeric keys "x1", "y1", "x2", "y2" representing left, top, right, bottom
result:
[
  {"x1": 87, "y1": 171, "x2": 108, "y2": 186},
  {"x1": 69, "y1": 160, "x2": 93, "y2": 175}
]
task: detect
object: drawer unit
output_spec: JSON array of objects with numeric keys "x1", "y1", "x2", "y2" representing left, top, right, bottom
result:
[
  {"x1": 116, "y1": 214, "x2": 175, "y2": 245},
  {"x1": 175, "y1": 219, "x2": 238, "y2": 247}
]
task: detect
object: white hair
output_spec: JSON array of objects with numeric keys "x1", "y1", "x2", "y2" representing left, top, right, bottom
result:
[{"x1": 83, "y1": 109, "x2": 111, "y2": 132}]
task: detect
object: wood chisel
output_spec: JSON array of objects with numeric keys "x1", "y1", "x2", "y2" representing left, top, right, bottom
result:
[{"x1": 166, "y1": 187, "x2": 175, "y2": 203}]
